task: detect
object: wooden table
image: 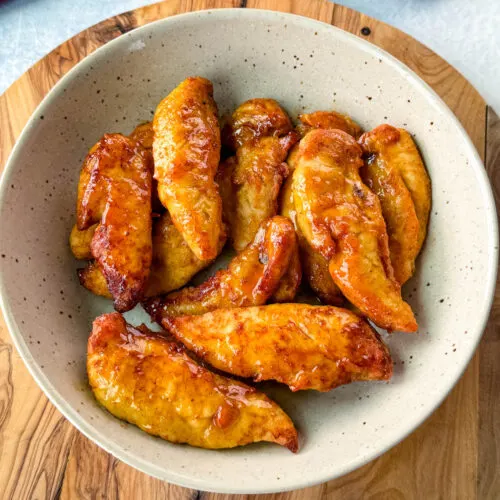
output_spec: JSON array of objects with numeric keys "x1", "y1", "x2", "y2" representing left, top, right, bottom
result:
[{"x1": 1, "y1": 1, "x2": 499, "y2": 498}]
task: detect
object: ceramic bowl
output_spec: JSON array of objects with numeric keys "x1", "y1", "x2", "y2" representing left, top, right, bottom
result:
[{"x1": 0, "y1": 9, "x2": 497, "y2": 494}]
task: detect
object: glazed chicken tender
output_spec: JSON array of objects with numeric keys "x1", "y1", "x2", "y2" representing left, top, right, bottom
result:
[
  {"x1": 79, "y1": 262, "x2": 111, "y2": 299},
  {"x1": 220, "y1": 98, "x2": 299, "y2": 251},
  {"x1": 128, "y1": 121, "x2": 165, "y2": 213},
  {"x1": 146, "y1": 212, "x2": 225, "y2": 296},
  {"x1": 359, "y1": 124, "x2": 431, "y2": 283},
  {"x1": 88, "y1": 313, "x2": 298, "y2": 452},
  {"x1": 70, "y1": 122, "x2": 157, "y2": 263},
  {"x1": 280, "y1": 110, "x2": 364, "y2": 305},
  {"x1": 129, "y1": 121, "x2": 154, "y2": 150},
  {"x1": 153, "y1": 77, "x2": 223, "y2": 260},
  {"x1": 287, "y1": 110, "x2": 363, "y2": 171},
  {"x1": 270, "y1": 241, "x2": 302, "y2": 302},
  {"x1": 76, "y1": 133, "x2": 152, "y2": 312},
  {"x1": 144, "y1": 216, "x2": 297, "y2": 320},
  {"x1": 215, "y1": 152, "x2": 302, "y2": 302},
  {"x1": 163, "y1": 304, "x2": 393, "y2": 392},
  {"x1": 69, "y1": 223, "x2": 97, "y2": 260},
  {"x1": 297, "y1": 110, "x2": 363, "y2": 139},
  {"x1": 292, "y1": 129, "x2": 417, "y2": 332},
  {"x1": 216, "y1": 157, "x2": 302, "y2": 302},
  {"x1": 280, "y1": 176, "x2": 344, "y2": 305},
  {"x1": 76, "y1": 212, "x2": 222, "y2": 298}
]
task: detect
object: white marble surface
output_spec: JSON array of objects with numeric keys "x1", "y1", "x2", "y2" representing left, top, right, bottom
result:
[{"x1": 0, "y1": 0, "x2": 499, "y2": 113}]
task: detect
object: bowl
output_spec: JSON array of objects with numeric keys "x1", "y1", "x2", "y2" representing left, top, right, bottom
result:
[{"x1": 0, "y1": 8, "x2": 497, "y2": 494}]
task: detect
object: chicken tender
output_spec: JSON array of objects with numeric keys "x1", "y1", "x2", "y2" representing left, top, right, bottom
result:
[
  {"x1": 69, "y1": 223, "x2": 97, "y2": 260},
  {"x1": 77, "y1": 212, "x2": 223, "y2": 298},
  {"x1": 280, "y1": 176, "x2": 343, "y2": 305},
  {"x1": 88, "y1": 313, "x2": 298, "y2": 451},
  {"x1": 128, "y1": 121, "x2": 165, "y2": 213},
  {"x1": 153, "y1": 77, "x2": 223, "y2": 260},
  {"x1": 222, "y1": 98, "x2": 294, "y2": 150},
  {"x1": 79, "y1": 262, "x2": 112, "y2": 299},
  {"x1": 163, "y1": 304, "x2": 393, "y2": 392},
  {"x1": 292, "y1": 129, "x2": 417, "y2": 332},
  {"x1": 144, "y1": 216, "x2": 296, "y2": 320},
  {"x1": 221, "y1": 98, "x2": 299, "y2": 251},
  {"x1": 270, "y1": 241, "x2": 302, "y2": 302},
  {"x1": 216, "y1": 156, "x2": 237, "y2": 230},
  {"x1": 359, "y1": 124, "x2": 431, "y2": 281},
  {"x1": 287, "y1": 110, "x2": 362, "y2": 171},
  {"x1": 76, "y1": 133, "x2": 152, "y2": 312},
  {"x1": 130, "y1": 121, "x2": 154, "y2": 150},
  {"x1": 297, "y1": 110, "x2": 363, "y2": 139},
  {"x1": 280, "y1": 111, "x2": 360, "y2": 304},
  {"x1": 146, "y1": 212, "x2": 225, "y2": 296}
]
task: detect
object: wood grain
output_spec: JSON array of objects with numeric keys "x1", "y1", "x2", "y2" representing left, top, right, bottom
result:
[
  {"x1": 0, "y1": 1, "x2": 496, "y2": 499},
  {"x1": 59, "y1": 433, "x2": 196, "y2": 500},
  {"x1": 479, "y1": 107, "x2": 500, "y2": 500}
]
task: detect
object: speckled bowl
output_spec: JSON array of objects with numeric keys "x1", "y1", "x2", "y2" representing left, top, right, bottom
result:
[{"x1": 0, "y1": 9, "x2": 497, "y2": 494}]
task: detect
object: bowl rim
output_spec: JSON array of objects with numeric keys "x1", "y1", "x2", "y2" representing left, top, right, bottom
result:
[{"x1": 0, "y1": 8, "x2": 498, "y2": 494}]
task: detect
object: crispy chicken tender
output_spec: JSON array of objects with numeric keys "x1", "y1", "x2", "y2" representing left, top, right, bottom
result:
[
  {"x1": 76, "y1": 133, "x2": 152, "y2": 312},
  {"x1": 76, "y1": 212, "x2": 223, "y2": 298},
  {"x1": 88, "y1": 313, "x2": 298, "y2": 452},
  {"x1": 153, "y1": 77, "x2": 223, "y2": 260},
  {"x1": 359, "y1": 124, "x2": 431, "y2": 282},
  {"x1": 163, "y1": 304, "x2": 393, "y2": 392},
  {"x1": 144, "y1": 216, "x2": 296, "y2": 320},
  {"x1": 292, "y1": 129, "x2": 417, "y2": 332},
  {"x1": 221, "y1": 98, "x2": 299, "y2": 251},
  {"x1": 280, "y1": 176, "x2": 344, "y2": 306}
]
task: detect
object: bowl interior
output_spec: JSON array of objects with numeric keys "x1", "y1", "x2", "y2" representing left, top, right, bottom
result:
[{"x1": 0, "y1": 9, "x2": 497, "y2": 494}]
